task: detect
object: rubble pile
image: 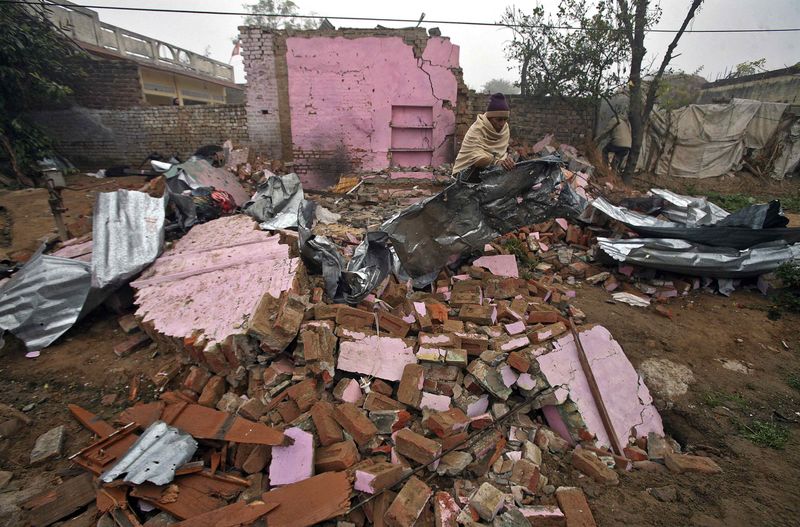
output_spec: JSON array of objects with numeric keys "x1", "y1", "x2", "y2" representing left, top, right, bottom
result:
[{"x1": 16, "y1": 207, "x2": 729, "y2": 526}]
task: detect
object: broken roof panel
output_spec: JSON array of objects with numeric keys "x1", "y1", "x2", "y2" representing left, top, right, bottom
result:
[{"x1": 101, "y1": 420, "x2": 197, "y2": 486}]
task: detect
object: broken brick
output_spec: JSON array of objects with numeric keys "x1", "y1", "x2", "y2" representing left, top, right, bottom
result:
[
  {"x1": 333, "y1": 378, "x2": 364, "y2": 404},
  {"x1": 433, "y1": 491, "x2": 460, "y2": 527},
  {"x1": 336, "y1": 305, "x2": 375, "y2": 330},
  {"x1": 333, "y1": 403, "x2": 378, "y2": 447},
  {"x1": 310, "y1": 401, "x2": 344, "y2": 446},
  {"x1": 469, "y1": 482, "x2": 505, "y2": 521},
  {"x1": 458, "y1": 304, "x2": 495, "y2": 325},
  {"x1": 370, "y1": 410, "x2": 411, "y2": 435},
  {"x1": 394, "y1": 428, "x2": 441, "y2": 465},
  {"x1": 315, "y1": 440, "x2": 360, "y2": 472},
  {"x1": 355, "y1": 462, "x2": 404, "y2": 494},
  {"x1": 507, "y1": 351, "x2": 531, "y2": 373},
  {"x1": 183, "y1": 366, "x2": 212, "y2": 394},
  {"x1": 555, "y1": 487, "x2": 597, "y2": 527},
  {"x1": 238, "y1": 397, "x2": 267, "y2": 421},
  {"x1": 197, "y1": 376, "x2": 226, "y2": 408},
  {"x1": 527, "y1": 310, "x2": 561, "y2": 325},
  {"x1": 117, "y1": 314, "x2": 140, "y2": 334},
  {"x1": 364, "y1": 392, "x2": 406, "y2": 412},
  {"x1": 114, "y1": 332, "x2": 151, "y2": 358},
  {"x1": 376, "y1": 311, "x2": 411, "y2": 337},
  {"x1": 397, "y1": 364, "x2": 424, "y2": 408},
  {"x1": 384, "y1": 476, "x2": 432, "y2": 527},
  {"x1": 527, "y1": 322, "x2": 567, "y2": 343},
  {"x1": 571, "y1": 449, "x2": 619, "y2": 485},
  {"x1": 425, "y1": 408, "x2": 469, "y2": 438}
]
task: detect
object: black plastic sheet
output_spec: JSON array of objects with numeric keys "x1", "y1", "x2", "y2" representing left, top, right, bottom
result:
[{"x1": 381, "y1": 158, "x2": 587, "y2": 283}]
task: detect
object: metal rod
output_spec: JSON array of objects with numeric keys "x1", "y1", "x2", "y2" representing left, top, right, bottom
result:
[{"x1": 568, "y1": 318, "x2": 625, "y2": 457}]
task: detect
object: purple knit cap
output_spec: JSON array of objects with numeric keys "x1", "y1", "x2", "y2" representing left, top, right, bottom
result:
[{"x1": 486, "y1": 93, "x2": 510, "y2": 117}]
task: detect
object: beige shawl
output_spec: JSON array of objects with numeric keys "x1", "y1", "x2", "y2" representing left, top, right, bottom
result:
[{"x1": 452, "y1": 113, "x2": 510, "y2": 174}]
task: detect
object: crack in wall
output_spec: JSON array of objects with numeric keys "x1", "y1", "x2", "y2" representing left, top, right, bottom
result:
[{"x1": 417, "y1": 58, "x2": 443, "y2": 102}]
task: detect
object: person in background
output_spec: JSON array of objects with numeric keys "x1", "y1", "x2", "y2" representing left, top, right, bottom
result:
[
  {"x1": 599, "y1": 114, "x2": 631, "y2": 172},
  {"x1": 452, "y1": 93, "x2": 516, "y2": 175}
]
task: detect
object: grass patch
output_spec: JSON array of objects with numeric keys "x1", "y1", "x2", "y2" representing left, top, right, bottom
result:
[
  {"x1": 704, "y1": 192, "x2": 757, "y2": 212},
  {"x1": 739, "y1": 420, "x2": 790, "y2": 449},
  {"x1": 702, "y1": 390, "x2": 748, "y2": 409},
  {"x1": 788, "y1": 373, "x2": 800, "y2": 391},
  {"x1": 767, "y1": 262, "x2": 800, "y2": 320},
  {"x1": 501, "y1": 237, "x2": 538, "y2": 275}
]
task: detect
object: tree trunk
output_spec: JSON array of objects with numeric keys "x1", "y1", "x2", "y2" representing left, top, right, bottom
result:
[
  {"x1": 621, "y1": 0, "x2": 648, "y2": 183},
  {"x1": 622, "y1": 0, "x2": 704, "y2": 183},
  {"x1": 0, "y1": 133, "x2": 33, "y2": 187},
  {"x1": 520, "y1": 54, "x2": 531, "y2": 96}
]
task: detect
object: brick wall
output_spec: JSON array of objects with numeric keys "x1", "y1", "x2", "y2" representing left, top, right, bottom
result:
[
  {"x1": 68, "y1": 55, "x2": 145, "y2": 109},
  {"x1": 457, "y1": 91, "x2": 596, "y2": 148},
  {"x1": 28, "y1": 105, "x2": 248, "y2": 169},
  {"x1": 240, "y1": 27, "x2": 283, "y2": 158}
]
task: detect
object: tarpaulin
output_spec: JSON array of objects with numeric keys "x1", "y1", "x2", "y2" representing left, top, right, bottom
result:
[
  {"x1": 244, "y1": 173, "x2": 305, "y2": 230},
  {"x1": 162, "y1": 157, "x2": 250, "y2": 206},
  {"x1": 381, "y1": 158, "x2": 587, "y2": 283},
  {"x1": 297, "y1": 202, "x2": 390, "y2": 304},
  {"x1": 637, "y1": 99, "x2": 790, "y2": 179},
  {"x1": 598, "y1": 237, "x2": 800, "y2": 278}
]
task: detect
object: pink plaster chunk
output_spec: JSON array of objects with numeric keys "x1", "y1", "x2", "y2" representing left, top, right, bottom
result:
[
  {"x1": 504, "y1": 321, "x2": 527, "y2": 336},
  {"x1": 420, "y1": 392, "x2": 451, "y2": 412},
  {"x1": 473, "y1": 255, "x2": 519, "y2": 278},
  {"x1": 518, "y1": 506, "x2": 565, "y2": 520},
  {"x1": 555, "y1": 218, "x2": 569, "y2": 230},
  {"x1": 466, "y1": 395, "x2": 489, "y2": 418},
  {"x1": 337, "y1": 378, "x2": 363, "y2": 404},
  {"x1": 536, "y1": 325, "x2": 664, "y2": 449},
  {"x1": 500, "y1": 365, "x2": 519, "y2": 387},
  {"x1": 337, "y1": 336, "x2": 417, "y2": 381},
  {"x1": 269, "y1": 427, "x2": 314, "y2": 485},
  {"x1": 516, "y1": 373, "x2": 536, "y2": 391},
  {"x1": 499, "y1": 336, "x2": 529, "y2": 352}
]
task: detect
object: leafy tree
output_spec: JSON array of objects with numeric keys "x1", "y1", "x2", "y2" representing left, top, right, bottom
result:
[
  {"x1": 242, "y1": 0, "x2": 320, "y2": 29},
  {"x1": 724, "y1": 58, "x2": 767, "y2": 79},
  {"x1": 617, "y1": 0, "x2": 704, "y2": 182},
  {"x1": 0, "y1": 3, "x2": 83, "y2": 186},
  {"x1": 481, "y1": 78, "x2": 520, "y2": 94},
  {"x1": 501, "y1": 0, "x2": 634, "y2": 103}
]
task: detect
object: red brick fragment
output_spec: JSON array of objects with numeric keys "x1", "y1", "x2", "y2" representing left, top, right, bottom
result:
[
  {"x1": 315, "y1": 439, "x2": 361, "y2": 472},
  {"x1": 310, "y1": 401, "x2": 344, "y2": 446},
  {"x1": 114, "y1": 332, "x2": 151, "y2": 358},
  {"x1": 333, "y1": 403, "x2": 378, "y2": 447},
  {"x1": 384, "y1": 476, "x2": 432, "y2": 527},
  {"x1": 394, "y1": 428, "x2": 442, "y2": 465}
]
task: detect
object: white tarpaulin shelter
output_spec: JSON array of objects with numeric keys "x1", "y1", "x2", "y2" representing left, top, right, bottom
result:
[{"x1": 637, "y1": 98, "x2": 796, "y2": 179}]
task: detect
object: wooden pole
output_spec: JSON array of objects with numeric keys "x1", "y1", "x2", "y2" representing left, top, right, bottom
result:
[{"x1": 568, "y1": 317, "x2": 625, "y2": 457}]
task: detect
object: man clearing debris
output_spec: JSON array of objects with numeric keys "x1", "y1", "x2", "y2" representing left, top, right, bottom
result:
[
  {"x1": 452, "y1": 93, "x2": 516, "y2": 176},
  {"x1": 599, "y1": 114, "x2": 632, "y2": 172}
]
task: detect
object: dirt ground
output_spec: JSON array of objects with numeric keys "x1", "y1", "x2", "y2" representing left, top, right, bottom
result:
[{"x1": 0, "y1": 172, "x2": 799, "y2": 526}]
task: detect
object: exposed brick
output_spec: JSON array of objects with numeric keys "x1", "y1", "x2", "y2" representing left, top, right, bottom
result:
[
  {"x1": 197, "y1": 375, "x2": 226, "y2": 408},
  {"x1": 310, "y1": 401, "x2": 344, "y2": 446},
  {"x1": 394, "y1": 428, "x2": 441, "y2": 465},
  {"x1": 315, "y1": 439, "x2": 361, "y2": 472},
  {"x1": 397, "y1": 364, "x2": 424, "y2": 408},
  {"x1": 333, "y1": 403, "x2": 378, "y2": 446},
  {"x1": 384, "y1": 476, "x2": 432, "y2": 527}
]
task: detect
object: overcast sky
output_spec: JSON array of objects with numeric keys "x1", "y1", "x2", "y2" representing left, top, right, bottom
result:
[{"x1": 90, "y1": 0, "x2": 800, "y2": 88}]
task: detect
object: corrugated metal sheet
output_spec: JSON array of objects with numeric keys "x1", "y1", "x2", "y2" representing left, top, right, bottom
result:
[
  {"x1": 101, "y1": 421, "x2": 197, "y2": 486},
  {"x1": 0, "y1": 250, "x2": 92, "y2": 351}
]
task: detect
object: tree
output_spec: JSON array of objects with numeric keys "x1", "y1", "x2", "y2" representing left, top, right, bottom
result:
[
  {"x1": 501, "y1": 0, "x2": 635, "y2": 104},
  {"x1": 617, "y1": 0, "x2": 704, "y2": 182},
  {"x1": 724, "y1": 58, "x2": 767, "y2": 79},
  {"x1": 0, "y1": 3, "x2": 83, "y2": 186},
  {"x1": 481, "y1": 78, "x2": 520, "y2": 94},
  {"x1": 242, "y1": 0, "x2": 320, "y2": 29}
]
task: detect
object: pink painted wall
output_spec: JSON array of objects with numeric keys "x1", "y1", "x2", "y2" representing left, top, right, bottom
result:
[{"x1": 285, "y1": 36, "x2": 459, "y2": 187}]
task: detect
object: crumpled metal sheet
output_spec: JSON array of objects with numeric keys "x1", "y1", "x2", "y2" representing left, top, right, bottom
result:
[
  {"x1": 598, "y1": 237, "x2": 800, "y2": 278},
  {"x1": 0, "y1": 248, "x2": 92, "y2": 351},
  {"x1": 101, "y1": 421, "x2": 197, "y2": 486},
  {"x1": 650, "y1": 189, "x2": 729, "y2": 226},
  {"x1": 381, "y1": 158, "x2": 587, "y2": 282},
  {"x1": 298, "y1": 201, "x2": 346, "y2": 299},
  {"x1": 244, "y1": 173, "x2": 306, "y2": 230},
  {"x1": 592, "y1": 195, "x2": 800, "y2": 249},
  {"x1": 92, "y1": 190, "x2": 166, "y2": 289}
]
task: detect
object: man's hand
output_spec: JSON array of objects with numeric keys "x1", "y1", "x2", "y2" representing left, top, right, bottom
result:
[{"x1": 500, "y1": 157, "x2": 516, "y2": 171}]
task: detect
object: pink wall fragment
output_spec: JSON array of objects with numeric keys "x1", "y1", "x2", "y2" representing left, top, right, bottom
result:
[
  {"x1": 269, "y1": 427, "x2": 314, "y2": 485},
  {"x1": 337, "y1": 336, "x2": 417, "y2": 381},
  {"x1": 133, "y1": 216, "x2": 299, "y2": 345},
  {"x1": 536, "y1": 325, "x2": 664, "y2": 450},
  {"x1": 473, "y1": 255, "x2": 519, "y2": 278},
  {"x1": 420, "y1": 392, "x2": 451, "y2": 412},
  {"x1": 285, "y1": 36, "x2": 459, "y2": 187}
]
